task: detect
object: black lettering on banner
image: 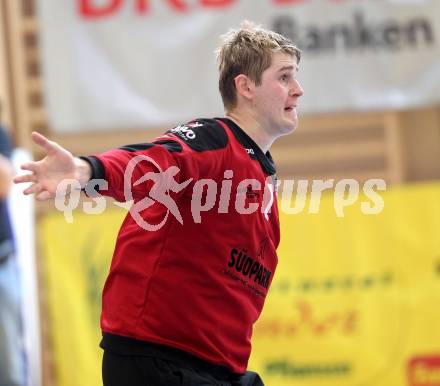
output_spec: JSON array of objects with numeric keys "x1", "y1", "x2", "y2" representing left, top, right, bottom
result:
[{"x1": 273, "y1": 11, "x2": 435, "y2": 54}]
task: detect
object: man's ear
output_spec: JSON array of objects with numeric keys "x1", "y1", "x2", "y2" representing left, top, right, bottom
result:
[{"x1": 234, "y1": 74, "x2": 255, "y2": 101}]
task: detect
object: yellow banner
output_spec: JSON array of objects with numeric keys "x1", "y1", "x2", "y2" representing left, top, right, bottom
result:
[
  {"x1": 41, "y1": 183, "x2": 440, "y2": 386},
  {"x1": 250, "y1": 183, "x2": 440, "y2": 386},
  {"x1": 41, "y1": 208, "x2": 123, "y2": 386}
]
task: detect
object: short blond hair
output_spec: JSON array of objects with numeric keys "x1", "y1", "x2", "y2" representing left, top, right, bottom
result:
[{"x1": 216, "y1": 21, "x2": 301, "y2": 111}]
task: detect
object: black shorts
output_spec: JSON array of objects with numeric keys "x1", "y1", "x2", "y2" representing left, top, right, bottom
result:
[{"x1": 102, "y1": 350, "x2": 265, "y2": 386}]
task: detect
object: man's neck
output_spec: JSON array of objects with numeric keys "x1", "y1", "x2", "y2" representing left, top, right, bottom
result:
[{"x1": 225, "y1": 111, "x2": 275, "y2": 154}]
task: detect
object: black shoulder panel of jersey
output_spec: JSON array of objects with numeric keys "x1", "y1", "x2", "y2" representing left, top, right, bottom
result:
[
  {"x1": 118, "y1": 143, "x2": 155, "y2": 152},
  {"x1": 153, "y1": 139, "x2": 182, "y2": 153},
  {"x1": 118, "y1": 140, "x2": 182, "y2": 153},
  {"x1": 166, "y1": 118, "x2": 228, "y2": 152}
]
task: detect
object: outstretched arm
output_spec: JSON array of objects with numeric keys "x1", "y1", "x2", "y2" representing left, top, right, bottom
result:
[{"x1": 13, "y1": 132, "x2": 92, "y2": 201}]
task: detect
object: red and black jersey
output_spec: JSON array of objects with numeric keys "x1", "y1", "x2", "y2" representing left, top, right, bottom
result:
[{"x1": 82, "y1": 118, "x2": 280, "y2": 374}]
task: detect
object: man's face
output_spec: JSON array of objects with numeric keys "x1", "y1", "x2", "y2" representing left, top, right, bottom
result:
[{"x1": 252, "y1": 52, "x2": 304, "y2": 136}]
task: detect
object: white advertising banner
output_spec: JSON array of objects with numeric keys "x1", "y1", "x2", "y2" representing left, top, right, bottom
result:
[{"x1": 37, "y1": 0, "x2": 440, "y2": 133}]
